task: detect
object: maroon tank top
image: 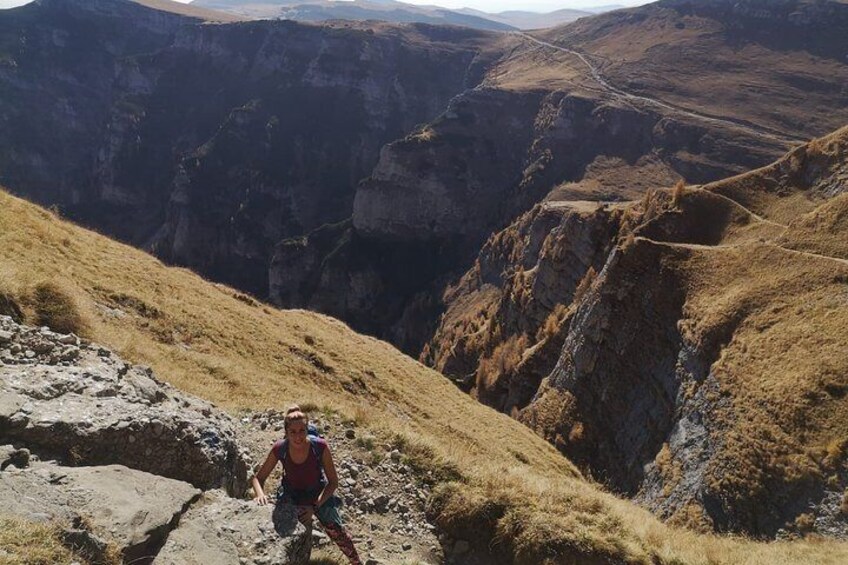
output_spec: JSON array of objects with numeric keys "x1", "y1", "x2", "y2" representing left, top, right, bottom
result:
[{"x1": 273, "y1": 436, "x2": 327, "y2": 499}]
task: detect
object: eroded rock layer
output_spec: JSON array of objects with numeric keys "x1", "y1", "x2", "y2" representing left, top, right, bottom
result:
[{"x1": 438, "y1": 127, "x2": 848, "y2": 539}]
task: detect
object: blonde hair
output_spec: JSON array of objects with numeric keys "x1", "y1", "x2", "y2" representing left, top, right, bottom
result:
[{"x1": 284, "y1": 404, "x2": 308, "y2": 433}]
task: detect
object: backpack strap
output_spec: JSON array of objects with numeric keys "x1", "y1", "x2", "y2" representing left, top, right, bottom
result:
[
  {"x1": 274, "y1": 438, "x2": 289, "y2": 462},
  {"x1": 308, "y1": 436, "x2": 326, "y2": 477},
  {"x1": 276, "y1": 437, "x2": 326, "y2": 482}
]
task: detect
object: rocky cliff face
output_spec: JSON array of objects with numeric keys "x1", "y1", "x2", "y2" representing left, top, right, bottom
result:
[
  {"x1": 273, "y1": 83, "x2": 788, "y2": 352},
  {"x1": 422, "y1": 201, "x2": 621, "y2": 404},
  {"x1": 0, "y1": 0, "x2": 494, "y2": 295},
  {"x1": 515, "y1": 130, "x2": 848, "y2": 539}
]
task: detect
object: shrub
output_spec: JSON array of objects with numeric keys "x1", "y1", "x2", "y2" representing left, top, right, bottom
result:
[
  {"x1": 536, "y1": 303, "x2": 569, "y2": 342},
  {"x1": 620, "y1": 232, "x2": 637, "y2": 252},
  {"x1": 794, "y1": 512, "x2": 815, "y2": 534},
  {"x1": 823, "y1": 438, "x2": 847, "y2": 469},
  {"x1": 0, "y1": 291, "x2": 23, "y2": 321},
  {"x1": 671, "y1": 180, "x2": 686, "y2": 208},
  {"x1": 841, "y1": 491, "x2": 848, "y2": 516},
  {"x1": 476, "y1": 334, "x2": 529, "y2": 390},
  {"x1": 31, "y1": 282, "x2": 88, "y2": 336},
  {"x1": 572, "y1": 267, "x2": 598, "y2": 305}
]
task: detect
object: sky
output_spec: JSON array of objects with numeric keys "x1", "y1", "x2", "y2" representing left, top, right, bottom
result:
[{"x1": 0, "y1": 1, "x2": 651, "y2": 12}]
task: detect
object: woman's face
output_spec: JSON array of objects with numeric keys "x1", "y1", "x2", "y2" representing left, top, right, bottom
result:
[{"x1": 287, "y1": 420, "x2": 308, "y2": 446}]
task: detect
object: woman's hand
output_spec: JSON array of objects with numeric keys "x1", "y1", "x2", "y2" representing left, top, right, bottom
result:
[{"x1": 254, "y1": 493, "x2": 270, "y2": 505}]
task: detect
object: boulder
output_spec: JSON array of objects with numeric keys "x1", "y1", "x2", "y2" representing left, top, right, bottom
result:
[
  {"x1": 155, "y1": 490, "x2": 311, "y2": 565},
  {"x1": 0, "y1": 444, "x2": 29, "y2": 470},
  {"x1": 0, "y1": 461, "x2": 201, "y2": 563},
  {"x1": 0, "y1": 316, "x2": 251, "y2": 495}
]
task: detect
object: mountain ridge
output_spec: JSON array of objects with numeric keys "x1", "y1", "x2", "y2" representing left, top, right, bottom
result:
[{"x1": 193, "y1": 0, "x2": 601, "y2": 30}]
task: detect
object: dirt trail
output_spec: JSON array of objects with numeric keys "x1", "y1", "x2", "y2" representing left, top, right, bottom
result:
[
  {"x1": 635, "y1": 236, "x2": 848, "y2": 267},
  {"x1": 517, "y1": 33, "x2": 806, "y2": 147},
  {"x1": 691, "y1": 187, "x2": 789, "y2": 228}
]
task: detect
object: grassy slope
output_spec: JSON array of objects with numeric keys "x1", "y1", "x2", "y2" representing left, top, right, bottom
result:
[
  {"x1": 598, "y1": 127, "x2": 848, "y2": 534},
  {"x1": 539, "y1": 1, "x2": 848, "y2": 139},
  {"x1": 1, "y1": 190, "x2": 847, "y2": 563}
]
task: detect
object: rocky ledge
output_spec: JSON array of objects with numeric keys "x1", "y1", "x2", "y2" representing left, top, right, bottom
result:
[
  {"x1": 0, "y1": 316, "x2": 310, "y2": 564},
  {"x1": 0, "y1": 317, "x2": 250, "y2": 494}
]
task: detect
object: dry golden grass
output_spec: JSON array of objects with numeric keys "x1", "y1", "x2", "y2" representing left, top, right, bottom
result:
[
  {"x1": 678, "y1": 243, "x2": 848, "y2": 519},
  {"x1": 540, "y1": 8, "x2": 848, "y2": 140},
  {"x1": 1, "y1": 189, "x2": 847, "y2": 563},
  {"x1": 705, "y1": 126, "x2": 848, "y2": 226},
  {"x1": 27, "y1": 281, "x2": 90, "y2": 337},
  {"x1": 779, "y1": 194, "x2": 848, "y2": 260},
  {"x1": 0, "y1": 516, "x2": 87, "y2": 565}
]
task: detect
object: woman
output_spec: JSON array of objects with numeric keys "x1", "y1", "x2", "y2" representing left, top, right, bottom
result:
[{"x1": 252, "y1": 407, "x2": 363, "y2": 565}]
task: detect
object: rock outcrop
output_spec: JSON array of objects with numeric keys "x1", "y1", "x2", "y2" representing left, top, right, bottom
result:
[
  {"x1": 0, "y1": 315, "x2": 311, "y2": 563},
  {"x1": 0, "y1": 461, "x2": 201, "y2": 563},
  {"x1": 156, "y1": 491, "x2": 310, "y2": 565},
  {"x1": 516, "y1": 129, "x2": 848, "y2": 539},
  {"x1": 0, "y1": 317, "x2": 250, "y2": 495},
  {"x1": 422, "y1": 200, "x2": 620, "y2": 404}
]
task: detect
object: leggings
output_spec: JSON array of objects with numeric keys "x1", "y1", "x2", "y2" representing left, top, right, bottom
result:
[{"x1": 299, "y1": 508, "x2": 362, "y2": 565}]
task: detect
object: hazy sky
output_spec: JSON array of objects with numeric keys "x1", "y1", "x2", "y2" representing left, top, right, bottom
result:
[{"x1": 0, "y1": 1, "x2": 651, "y2": 12}]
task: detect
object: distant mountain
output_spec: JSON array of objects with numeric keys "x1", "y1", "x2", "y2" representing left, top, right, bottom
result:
[
  {"x1": 193, "y1": 0, "x2": 516, "y2": 30},
  {"x1": 582, "y1": 4, "x2": 627, "y2": 13},
  {"x1": 133, "y1": 0, "x2": 245, "y2": 21},
  {"x1": 456, "y1": 7, "x2": 592, "y2": 30}
]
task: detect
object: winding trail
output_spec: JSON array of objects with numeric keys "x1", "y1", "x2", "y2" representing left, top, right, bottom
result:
[
  {"x1": 516, "y1": 33, "x2": 806, "y2": 147},
  {"x1": 635, "y1": 236, "x2": 848, "y2": 268},
  {"x1": 690, "y1": 186, "x2": 789, "y2": 228}
]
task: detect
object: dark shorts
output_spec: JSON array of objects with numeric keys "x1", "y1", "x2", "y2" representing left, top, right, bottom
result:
[{"x1": 276, "y1": 489, "x2": 344, "y2": 527}]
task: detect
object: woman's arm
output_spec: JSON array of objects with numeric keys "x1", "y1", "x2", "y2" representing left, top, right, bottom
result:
[
  {"x1": 315, "y1": 444, "x2": 339, "y2": 509},
  {"x1": 251, "y1": 449, "x2": 278, "y2": 505}
]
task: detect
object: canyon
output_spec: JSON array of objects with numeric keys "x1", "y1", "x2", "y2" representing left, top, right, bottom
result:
[{"x1": 1, "y1": 0, "x2": 847, "y2": 549}]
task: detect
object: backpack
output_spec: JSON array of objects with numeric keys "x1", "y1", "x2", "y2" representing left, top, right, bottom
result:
[
  {"x1": 275, "y1": 436, "x2": 327, "y2": 487},
  {"x1": 307, "y1": 422, "x2": 322, "y2": 438}
]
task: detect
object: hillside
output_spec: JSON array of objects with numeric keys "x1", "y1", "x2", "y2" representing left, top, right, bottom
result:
[
  {"x1": 537, "y1": 0, "x2": 848, "y2": 139},
  {"x1": 457, "y1": 8, "x2": 592, "y2": 30},
  {"x1": 2, "y1": 187, "x2": 848, "y2": 563},
  {"x1": 428, "y1": 124, "x2": 848, "y2": 540}
]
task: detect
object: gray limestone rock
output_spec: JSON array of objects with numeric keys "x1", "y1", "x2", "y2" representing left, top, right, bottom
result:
[
  {"x1": 155, "y1": 490, "x2": 311, "y2": 565},
  {"x1": 0, "y1": 461, "x2": 201, "y2": 563},
  {"x1": 0, "y1": 444, "x2": 30, "y2": 470},
  {"x1": 0, "y1": 316, "x2": 250, "y2": 496}
]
